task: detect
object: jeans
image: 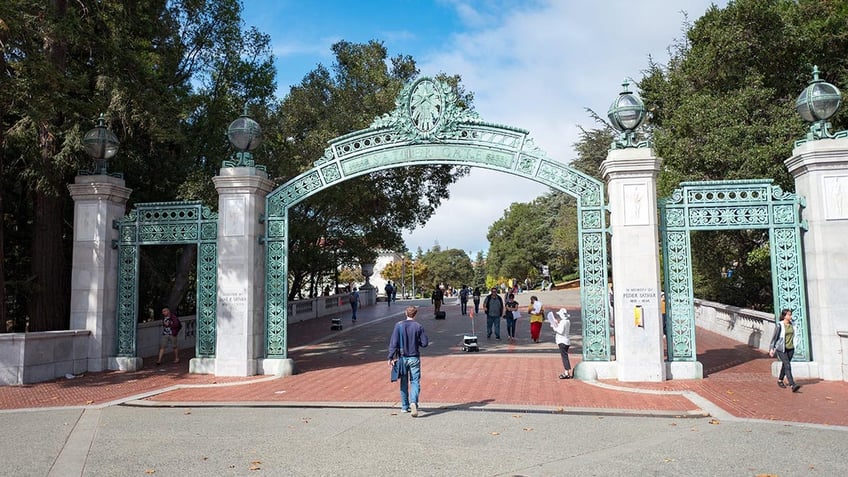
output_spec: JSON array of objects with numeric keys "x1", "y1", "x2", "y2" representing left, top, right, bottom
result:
[
  {"x1": 776, "y1": 348, "x2": 796, "y2": 386},
  {"x1": 505, "y1": 316, "x2": 516, "y2": 338},
  {"x1": 486, "y1": 315, "x2": 501, "y2": 339},
  {"x1": 399, "y1": 356, "x2": 421, "y2": 410},
  {"x1": 473, "y1": 298, "x2": 480, "y2": 314},
  {"x1": 350, "y1": 303, "x2": 358, "y2": 321},
  {"x1": 558, "y1": 343, "x2": 571, "y2": 371},
  {"x1": 460, "y1": 300, "x2": 468, "y2": 315}
]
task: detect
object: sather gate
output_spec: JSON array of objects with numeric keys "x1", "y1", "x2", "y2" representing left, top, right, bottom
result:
[{"x1": 263, "y1": 77, "x2": 612, "y2": 361}]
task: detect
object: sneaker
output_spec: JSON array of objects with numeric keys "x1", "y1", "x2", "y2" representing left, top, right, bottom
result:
[
  {"x1": 777, "y1": 381, "x2": 786, "y2": 388},
  {"x1": 791, "y1": 384, "x2": 801, "y2": 393},
  {"x1": 401, "y1": 408, "x2": 410, "y2": 413},
  {"x1": 410, "y1": 403, "x2": 419, "y2": 417}
]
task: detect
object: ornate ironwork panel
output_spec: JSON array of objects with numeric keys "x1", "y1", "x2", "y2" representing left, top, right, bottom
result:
[
  {"x1": 114, "y1": 201, "x2": 218, "y2": 358},
  {"x1": 265, "y1": 77, "x2": 611, "y2": 361},
  {"x1": 659, "y1": 180, "x2": 809, "y2": 362}
]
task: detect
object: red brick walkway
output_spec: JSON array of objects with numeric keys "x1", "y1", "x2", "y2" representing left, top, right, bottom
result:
[{"x1": 2, "y1": 299, "x2": 846, "y2": 428}]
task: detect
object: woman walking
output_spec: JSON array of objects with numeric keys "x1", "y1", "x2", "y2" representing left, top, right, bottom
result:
[
  {"x1": 472, "y1": 287, "x2": 482, "y2": 314},
  {"x1": 769, "y1": 308, "x2": 801, "y2": 392},
  {"x1": 528, "y1": 295, "x2": 544, "y2": 343}
]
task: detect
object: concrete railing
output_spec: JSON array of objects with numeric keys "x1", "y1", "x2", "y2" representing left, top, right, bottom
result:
[
  {"x1": 288, "y1": 289, "x2": 376, "y2": 323},
  {"x1": 0, "y1": 330, "x2": 91, "y2": 385},
  {"x1": 694, "y1": 298, "x2": 776, "y2": 353}
]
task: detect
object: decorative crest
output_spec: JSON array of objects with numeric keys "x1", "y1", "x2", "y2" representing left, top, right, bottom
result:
[{"x1": 370, "y1": 77, "x2": 481, "y2": 142}]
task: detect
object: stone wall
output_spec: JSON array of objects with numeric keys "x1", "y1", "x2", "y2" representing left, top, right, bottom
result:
[{"x1": 694, "y1": 299, "x2": 776, "y2": 353}]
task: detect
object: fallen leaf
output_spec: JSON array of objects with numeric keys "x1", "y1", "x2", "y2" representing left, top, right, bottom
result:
[
  {"x1": 144, "y1": 469, "x2": 155, "y2": 474},
  {"x1": 663, "y1": 458, "x2": 675, "y2": 463},
  {"x1": 250, "y1": 460, "x2": 262, "y2": 470},
  {"x1": 708, "y1": 419, "x2": 720, "y2": 425},
  {"x1": 725, "y1": 390, "x2": 734, "y2": 395},
  {"x1": 669, "y1": 423, "x2": 677, "y2": 427},
  {"x1": 85, "y1": 400, "x2": 94, "y2": 405},
  {"x1": 490, "y1": 431, "x2": 500, "y2": 436},
  {"x1": 184, "y1": 411, "x2": 191, "y2": 415},
  {"x1": 511, "y1": 415, "x2": 522, "y2": 419},
  {"x1": 202, "y1": 457, "x2": 208, "y2": 461},
  {"x1": 523, "y1": 427, "x2": 534, "y2": 431}
]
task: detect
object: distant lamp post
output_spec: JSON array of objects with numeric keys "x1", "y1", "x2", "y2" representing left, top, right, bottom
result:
[
  {"x1": 411, "y1": 259, "x2": 416, "y2": 299},
  {"x1": 607, "y1": 79, "x2": 648, "y2": 149},
  {"x1": 224, "y1": 104, "x2": 265, "y2": 169},
  {"x1": 795, "y1": 65, "x2": 844, "y2": 145},
  {"x1": 83, "y1": 113, "x2": 120, "y2": 175}
]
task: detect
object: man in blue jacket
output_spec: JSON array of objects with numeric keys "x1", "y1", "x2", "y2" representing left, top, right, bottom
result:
[{"x1": 387, "y1": 306, "x2": 429, "y2": 417}]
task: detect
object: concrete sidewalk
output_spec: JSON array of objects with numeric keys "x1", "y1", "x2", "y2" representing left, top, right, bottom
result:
[{"x1": 2, "y1": 289, "x2": 847, "y2": 430}]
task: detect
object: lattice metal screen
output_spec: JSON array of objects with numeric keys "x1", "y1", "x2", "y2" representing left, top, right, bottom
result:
[
  {"x1": 114, "y1": 201, "x2": 218, "y2": 357},
  {"x1": 265, "y1": 77, "x2": 613, "y2": 361},
  {"x1": 659, "y1": 180, "x2": 809, "y2": 361}
]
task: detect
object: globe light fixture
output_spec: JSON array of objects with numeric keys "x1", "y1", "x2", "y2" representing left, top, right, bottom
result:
[
  {"x1": 607, "y1": 79, "x2": 648, "y2": 149},
  {"x1": 796, "y1": 65, "x2": 842, "y2": 143},
  {"x1": 83, "y1": 113, "x2": 120, "y2": 175},
  {"x1": 225, "y1": 104, "x2": 263, "y2": 167}
]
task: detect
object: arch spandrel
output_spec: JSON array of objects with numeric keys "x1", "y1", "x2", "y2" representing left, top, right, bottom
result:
[{"x1": 265, "y1": 77, "x2": 611, "y2": 361}]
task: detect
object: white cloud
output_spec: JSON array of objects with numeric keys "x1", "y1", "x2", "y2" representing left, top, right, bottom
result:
[{"x1": 404, "y1": 0, "x2": 725, "y2": 256}]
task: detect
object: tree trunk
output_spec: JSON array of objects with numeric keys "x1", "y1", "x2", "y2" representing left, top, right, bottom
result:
[
  {"x1": 166, "y1": 244, "x2": 197, "y2": 311},
  {"x1": 28, "y1": 187, "x2": 70, "y2": 331}
]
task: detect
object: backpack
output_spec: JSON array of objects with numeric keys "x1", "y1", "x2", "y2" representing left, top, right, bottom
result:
[
  {"x1": 169, "y1": 315, "x2": 182, "y2": 334},
  {"x1": 349, "y1": 292, "x2": 357, "y2": 304}
]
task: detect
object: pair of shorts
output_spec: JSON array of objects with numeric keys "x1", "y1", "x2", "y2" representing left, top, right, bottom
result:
[{"x1": 159, "y1": 334, "x2": 177, "y2": 350}]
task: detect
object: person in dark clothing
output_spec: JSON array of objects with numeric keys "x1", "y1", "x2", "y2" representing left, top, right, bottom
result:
[
  {"x1": 472, "y1": 287, "x2": 482, "y2": 314},
  {"x1": 459, "y1": 285, "x2": 469, "y2": 315},
  {"x1": 431, "y1": 287, "x2": 444, "y2": 315},
  {"x1": 482, "y1": 288, "x2": 503, "y2": 340},
  {"x1": 387, "y1": 306, "x2": 430, "y2": 417}
]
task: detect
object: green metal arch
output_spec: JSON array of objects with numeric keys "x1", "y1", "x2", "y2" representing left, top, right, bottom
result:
[
  {"x1": 114, "y1": 201, "x2": 218, "y2": 358},
  {"x1": 264, "y1": 77, "x2": 611, "y2": 362},
  {"x1": 659, "y1": 179, "x2": 809, "y2": 362}
]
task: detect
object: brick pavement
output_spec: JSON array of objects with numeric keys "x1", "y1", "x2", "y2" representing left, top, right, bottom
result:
[{"x1": 2, "y1": 294, "x2": 847, "y2": 428}]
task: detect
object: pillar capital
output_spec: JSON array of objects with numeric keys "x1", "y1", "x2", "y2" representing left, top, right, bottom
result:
[{"x1": 600, "y1": 147, "x2": 661, "y2": 180}]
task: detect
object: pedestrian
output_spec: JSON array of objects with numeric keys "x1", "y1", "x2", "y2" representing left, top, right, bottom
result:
[
  {"x1": 769, "y1": 308, "x2": 802, "y2": 392},
  {"x1": 482, "y1": 287, "x2": 503, "y2": 340},
  {"x1": 431, "y1": 286, "x2": 444, "y2": 316},
  {"x1": 472, "y1": 287, "x2": 482, "y2": 314},
  {"x1": 384, "y1": 281, "x2": 393, "y2": 306},
  {"x1": 392, "y1": 284, "x2": 398, "y2": 302},
  {"x1": 349, "y1": 287, "x2": 361, "y2": 323},
  {"x1": 387, "y1": 306, "x2": 429, "y2": 417},
  {"x1": 157, "y1": 307, "x2": 182, "y2": 366},
  {"x1": 504, "y1": 293, "x2": 519, "y2": 341},
  {"x1": 528, "y1": 295, "x2": 544, "y2": 342},
  {"x1": 550, "y1": 308, "x2": 572, "y2": 379},
  {"x1": 459, "y1": 285, "x2": 469, "y2": 315}
]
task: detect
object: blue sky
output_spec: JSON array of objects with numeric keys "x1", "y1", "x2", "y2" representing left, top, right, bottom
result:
[{"x1": 242, "y1": 0, "x2": 727, "y2": 257}]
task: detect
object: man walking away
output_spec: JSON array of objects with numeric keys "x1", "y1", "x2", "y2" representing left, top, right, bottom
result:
[
  {"x1": 459, "y1": 285, "x2": 469, "y2": 315},
  {"x1": 387, "y1": 306, "x2": 429, "y2": 417},
  {"x1": 349, "y1": 287, "x2": 361, "y2": 323}
]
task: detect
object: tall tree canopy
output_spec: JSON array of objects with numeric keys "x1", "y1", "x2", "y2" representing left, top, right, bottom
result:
[
  {"x1": 1, "y1": 0, "x2": 277, "y2": 329},
  {"x1": 639, "y1": 0, "x2": 848, "y2": 309}
]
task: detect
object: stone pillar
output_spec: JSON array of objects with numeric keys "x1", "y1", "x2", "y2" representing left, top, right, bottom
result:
[
  {"x1": 68, "y1": 175, "x2": 132, "y2": 372},
  {"x1": 210, "y1": 167, "x2": 277, "y2": 376},
  {"x1": 600, "y1": 148, "x2": 667, "y2": 382},
  {"x1": 785, "y1": 138, "x2": 848, "y2": 381}
]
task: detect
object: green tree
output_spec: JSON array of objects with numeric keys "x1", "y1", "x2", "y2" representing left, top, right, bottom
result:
[
  {"x1": 268, "y1": 41, "x2": 473, "y2": 300},
  {"x1": 0, "y1": 0, "x2": 277, "y2": 329},
  {"x1": 420, "y1": 247, "x2": 473, "y2": 291},
  {"x1": 638, "y1": 0, "x2": 848, "y2": 309}
]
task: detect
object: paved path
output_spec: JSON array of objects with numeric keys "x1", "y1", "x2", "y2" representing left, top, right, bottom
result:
[{"x1": 2, "y1": 289, "x2": 848, "y2": 475}]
